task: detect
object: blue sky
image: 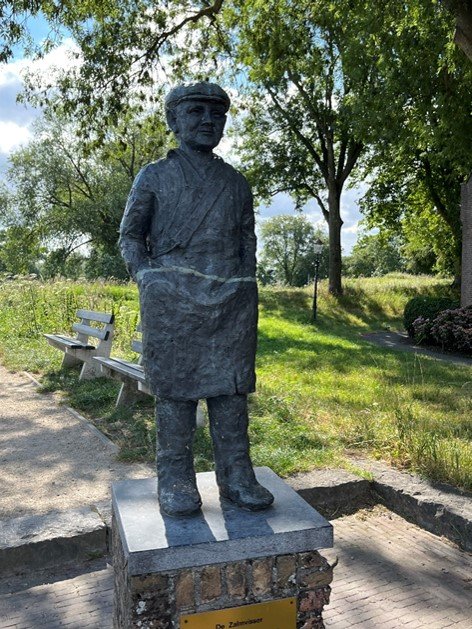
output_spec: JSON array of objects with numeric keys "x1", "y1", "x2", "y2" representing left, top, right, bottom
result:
[
  {"x1": 0, "y1": 14, "x2": 364, "y2": 253},
  {"x1": 0, "y1": 15, "x2": 52, "y2": 167}
]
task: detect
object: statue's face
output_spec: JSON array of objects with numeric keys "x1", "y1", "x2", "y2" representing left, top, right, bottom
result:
[{"x1": 171, "y1": 99, "x2": 227, "y2": 152}]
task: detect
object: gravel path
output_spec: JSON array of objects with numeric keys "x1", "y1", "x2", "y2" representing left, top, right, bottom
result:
[
  {"x1": 0, "y1": 365, "x2": 153, "y2": 520},
  {"x1": 362, "y1": 331, "x2": 472, "y2": 367}
]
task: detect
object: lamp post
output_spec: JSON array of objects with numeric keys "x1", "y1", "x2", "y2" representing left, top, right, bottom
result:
[{"x1": 312, "y1": 239, "x2": 324, "y2": 321}]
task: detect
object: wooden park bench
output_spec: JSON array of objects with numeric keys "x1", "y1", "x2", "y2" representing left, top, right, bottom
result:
[
  {"x1": 94, "y1": 329, "x2": 149, "y2": 408},
  {"x1": 44, "y1": 309, "x2": 115, "y2": 381},
  {"x1": 94, "y1": 329, "x2": 206, "y2": 425}
]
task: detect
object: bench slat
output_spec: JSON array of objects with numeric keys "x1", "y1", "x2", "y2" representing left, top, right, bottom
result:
[
  {"x1": 95, "y1": 356, "x2": 144, "y2": 373},
  {"x1": 114, "y1": 358, "x2": 142, "y2": 370},
  {"x1": 94, "y1": 357, "x2": 146, "y2": 382},
  {"x1": 72, "y1": 323, "x2": 110, "y2": 341},
  {"x1": 76, "y1": 309, "x2": 114, "y2": 324},
  {"x1": 44, "y1": 334, "x2": 95, "y2": 350}
]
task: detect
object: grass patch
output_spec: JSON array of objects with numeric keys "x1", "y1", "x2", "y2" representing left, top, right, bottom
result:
[{"x1": 1, "y1": 274, "x2": 470, "y2": 489}]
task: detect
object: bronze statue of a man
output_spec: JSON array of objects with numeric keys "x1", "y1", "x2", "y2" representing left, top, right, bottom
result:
[{"x1": 119, "y1": 82, "x2": 274, "y2": 517}]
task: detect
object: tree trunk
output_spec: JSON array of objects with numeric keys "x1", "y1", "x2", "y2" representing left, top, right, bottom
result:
[
  {"x1": 328, "y1": 190, "x2": 343, "y2": 296},
  {"x1": 442, "y1": 0, "x2": 472, "y2": 60}
]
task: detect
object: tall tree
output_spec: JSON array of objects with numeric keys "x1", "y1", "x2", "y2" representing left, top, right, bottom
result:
[
  {"x1": 1, "y1": 105, "x2": 170, "y2": 273},
  {"x1": 0, "y1": 225, "x2": 43, "y2": 274},
  {"x1": 2, "y1": 1, "x2": 225, "y2": 142},
  {"x1": 259, "y1": 215, "x2": 328, "y2": 286},
  {"x1": 442, "y1": 0, "x2": 472, "y2": 59},
  {"x1": 356, "y1": 0, "x2": 472, "y2": 280},
  {"x1": 213, "y1": 0, "x2": 379, "y2": 295}
]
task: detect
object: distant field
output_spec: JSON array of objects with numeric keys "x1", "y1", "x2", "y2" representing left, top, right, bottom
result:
[{"x1": 1, "y1": 274, "x2": 470, "y2": 490}]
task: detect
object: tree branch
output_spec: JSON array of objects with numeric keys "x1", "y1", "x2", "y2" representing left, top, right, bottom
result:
[
  {"x1": 141, "y1": 0, "x2": 225, "y2": 65},
  {"x1": 421, "y1": 156, "x2": 458, "y2": 234},
  {"x1": 65, "y1": 238, "x2": 93, "y2": 256},
  {"x1": 265, "y1": 84, "x2": 327, "y2": 179},
  {"x1": 313, "y1": 193, "x2": 330, "y2": 222},
  {"x1": 340, "y1": 140, "x2": 364, "y2": 186},
  {"x1": 286, "y1": 68, "x2": 329, "y2": 172},
  {"x1": 336, "y1": 136, "x2": 348, "y2": 181},
  {"x1": 58, "y1": 140, "x2": 95, "y2": 200}
]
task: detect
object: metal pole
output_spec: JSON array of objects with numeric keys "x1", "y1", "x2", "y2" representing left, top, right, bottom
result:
[{"x1": 312, "y1": 257, "x2": 320, "y2": 321}]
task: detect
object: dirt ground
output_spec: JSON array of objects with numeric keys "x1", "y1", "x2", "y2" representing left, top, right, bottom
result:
[{"x1": 0, "y1": 365, "x2": 153, "y2": 520}]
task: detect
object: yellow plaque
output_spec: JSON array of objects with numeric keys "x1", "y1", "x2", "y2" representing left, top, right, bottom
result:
[{"x1": 181, "y1": 597, "x2": 296, "y2": 629}]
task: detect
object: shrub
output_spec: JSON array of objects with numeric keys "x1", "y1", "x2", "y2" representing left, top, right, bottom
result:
[
  {"x1": 404, "y1": 296, "x2": 459, "y2": 336},
  {"x1": 430, "y1": 306, "x2": 472, "y2": 354},
  {"x1": 411, "y1": 315, "x2": 434, "y2": 344}
]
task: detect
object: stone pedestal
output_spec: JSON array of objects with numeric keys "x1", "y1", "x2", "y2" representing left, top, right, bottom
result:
[{"x1": 112, "y1": 467, "x2": 334, "y2": 629}]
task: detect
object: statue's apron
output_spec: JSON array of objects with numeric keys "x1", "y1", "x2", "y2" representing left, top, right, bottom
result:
[{"x1": 138, "y1": 157, "x2": 257, "y2": 400}]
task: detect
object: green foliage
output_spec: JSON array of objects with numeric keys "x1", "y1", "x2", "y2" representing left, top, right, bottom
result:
[
  {"x1": 258, "y1": 215, "x2": 328, "y2": 286},
  {"x1": 344, "y1": 233, "x2": 406, "y2": 277},
  {"x1": 41, "y1": 249, "x2": 85, "y2": 279},
  {"x1": 356, "y1": 0, "x2": 471, "y2": 276},
  {"x1": 1, "y1": 105, "x2": 170, "y2": 277},
  {"x1": 1, "y1": 274, "x2": 471, "y2": 489},
  {"x1": 404, "y1": 295, "x2": 460, "y2": 336},
  {"x1": 83, "y1": 246, "x2": 128, "y2": 280},
  {"x1": 0, "y1": 226, "x2": 43, "y2": 274},
  {"x1": 222, "y1": 0, "x2": 374, "y2": 294},
  {"x1": 6, "y1": 0, "x2": 469, "y2": 287},
  {"x1": 5, "y1": 1, "x2": 226, "y2": 141},
  {"x1": 412, "y1": 305, "x2": 472, "y2": 354}
]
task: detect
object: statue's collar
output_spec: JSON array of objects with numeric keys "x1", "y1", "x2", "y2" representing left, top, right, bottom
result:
[{"x1": 169, "y1": 148, "x2": 222, "y2": 181}]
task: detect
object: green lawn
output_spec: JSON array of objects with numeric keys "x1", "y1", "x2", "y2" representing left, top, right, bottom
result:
[{"x1": 1, "y1": 274, "x2": 470, "y2": 489}]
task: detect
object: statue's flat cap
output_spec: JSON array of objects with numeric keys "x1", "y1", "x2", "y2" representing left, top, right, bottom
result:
[{"x1": 165, "y1": 82, "x2": 230, "y2": 111}]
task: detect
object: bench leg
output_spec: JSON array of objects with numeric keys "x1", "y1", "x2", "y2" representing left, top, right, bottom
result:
[
  {"x1": 79, "y1": 361, "x2": 102, "y2": 380},
  {"x1": 196, "y1": 401, "x2": 207, "y2": 428},
  {"x1": 116, "y1": 382, "x2": 148, "y2": 408},
  {"x1": 62, "y1": 352, "x2": 82, "y2": 369}
]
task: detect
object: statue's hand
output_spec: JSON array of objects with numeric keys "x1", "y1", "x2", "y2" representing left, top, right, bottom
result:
[{"x1": 136, "y1": 267, "x2": 152, "y2": 285}]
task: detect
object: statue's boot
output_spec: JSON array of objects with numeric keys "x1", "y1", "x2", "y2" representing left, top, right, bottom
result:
[
  {"x1": 207, "y1": 394, "x2": 274, "y2": 511},
  {"x1": 156, "y1": 398, "x2": 202, "y2": 517}
]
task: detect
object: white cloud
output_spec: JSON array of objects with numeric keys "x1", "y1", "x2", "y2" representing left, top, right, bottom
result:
[
  {"x1": 0, "y1": 39, "x2": 81, "y2": 177},
  {"x1": 344, "y1": 221, "x2": 360, "y2": 234},
  {"x1": 1, "y1": 38, "x2": 80, "y2": 85},
  {"x1": 0, "y1": 121, "x2": 32, "y2": 153}
]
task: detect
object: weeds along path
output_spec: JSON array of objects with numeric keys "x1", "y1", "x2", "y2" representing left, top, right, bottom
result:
[{"x1": 0, "y1": 364, "x2": 151, "y2": 520}]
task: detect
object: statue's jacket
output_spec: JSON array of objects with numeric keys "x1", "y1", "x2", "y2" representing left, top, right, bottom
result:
[{"x1": 119, "y1": 149, "x2": 257, "y2": 400}]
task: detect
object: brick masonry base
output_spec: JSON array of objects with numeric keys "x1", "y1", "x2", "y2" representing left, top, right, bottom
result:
[{"x1": 112, "y1": 517, "x2": 333, "y2": 629}]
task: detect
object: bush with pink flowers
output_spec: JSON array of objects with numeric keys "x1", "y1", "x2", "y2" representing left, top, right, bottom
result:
[{"x1": 412, "y1": 305, "x2": 472, "y2": 355}]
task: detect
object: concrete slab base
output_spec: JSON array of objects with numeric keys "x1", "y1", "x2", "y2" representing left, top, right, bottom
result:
[{"x1": 0, "y1": 505, "x2": 108, "y2": 576}]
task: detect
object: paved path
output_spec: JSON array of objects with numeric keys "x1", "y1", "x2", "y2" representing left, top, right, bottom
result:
[
  {"x1": 0, "y1": 561, "x2": 113, "y2": 629},
  {"x1": 362, "y1": 331, "x2": 472, "y2": 367},
  {"x1": 1, "y1": 508, "x2": 471, "y2": 628},
  {"x1": 0, "y1": 365, "x2": 152, "y2": 520},
  {"x1": 323, "y1": 508, "x2": 472, "y2": 628}
]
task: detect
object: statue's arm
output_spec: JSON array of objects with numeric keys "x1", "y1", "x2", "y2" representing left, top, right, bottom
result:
[
  {"x1": 239, "y1": 179, "x2": 257, "y2": 277},
  {"x1": 119, "y1": 165, "x2": 154, "y2": 281}
]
